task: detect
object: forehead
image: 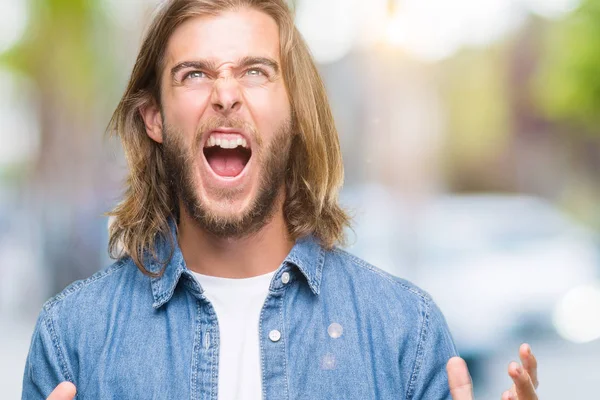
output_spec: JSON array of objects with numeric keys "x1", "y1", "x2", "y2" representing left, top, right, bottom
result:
[{"x1": 164, "y1": 8, "x2": 281, "y2": 68}]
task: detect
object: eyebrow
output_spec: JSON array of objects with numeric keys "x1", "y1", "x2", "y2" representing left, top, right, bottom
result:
[
  {"x1": 237, "y1": 56, "x2": 280, "y2": 74},
  {"x1": 170, "y1": 56, "x2": 280, "y2": 79},
  {"x1": 170, "y1": 60, "x2": 217, "y2": 79}
]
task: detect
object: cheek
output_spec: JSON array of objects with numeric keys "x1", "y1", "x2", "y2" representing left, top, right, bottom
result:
[
  {"x1": 165, "y1": 89, "x2": 210, "y2": 134},
  {"x1": 245, "y1": 87, "x2": 291, "y2": 136}
]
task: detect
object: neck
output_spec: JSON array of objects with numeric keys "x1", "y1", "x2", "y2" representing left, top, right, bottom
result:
[{"x1": 177, "y1": 197, "x2": 294, "y2": 279}]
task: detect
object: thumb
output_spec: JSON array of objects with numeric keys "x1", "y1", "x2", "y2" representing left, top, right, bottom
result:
[
  {"x1": 47, "y1": 382, "x2": 77, "y2": 400},
  {"x1": 447, "y1": 357, "x2": 474, "y2": 400}
]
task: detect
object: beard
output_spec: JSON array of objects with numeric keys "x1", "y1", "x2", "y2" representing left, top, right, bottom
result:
[{"x1": 161, "y1": 116, "x2": 293, "y2": 239}]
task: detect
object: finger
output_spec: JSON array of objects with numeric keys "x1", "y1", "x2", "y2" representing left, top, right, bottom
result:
[
  {"x1": 519, "y1": 343, "x2": 538, "y2": 389},
  {"x1": 47, "y1": 382, "x2": 77, "y2": 400},
  {"x1": 447, "y1": 357, "x2": 474, "y2": 400},
  {"x1": 508, "y1": 361, "x2": 538, "y2": 400},
  {"x1": 501, "y1": 390, "x2": 515, "y2": 400}
]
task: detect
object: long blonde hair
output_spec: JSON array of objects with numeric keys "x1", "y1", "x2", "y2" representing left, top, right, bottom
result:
[{"x1": 108, "y1": 0, "x2": 350, "y2": 276}]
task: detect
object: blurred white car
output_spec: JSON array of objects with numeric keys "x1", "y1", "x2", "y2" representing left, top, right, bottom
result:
[{"x1": 341, "y1": 185, "x2": 600, "y2": 356}]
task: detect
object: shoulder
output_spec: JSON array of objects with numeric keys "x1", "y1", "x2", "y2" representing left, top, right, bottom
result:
[
  {"x1": 322, "y1": 247, "x2": 453, "y2": 334},
  {"x1": 325, "y1": 247, "x2": 434, "y2": 305},
  {"x1": 41, "y1": 257, "x2": 143, "y2": 322},
  {"x1": 25, "y1": 258, "x2": 144, "y2": 383},
  {"x1": 323, "y1": 248, "x2": 456, "y2": 398}
]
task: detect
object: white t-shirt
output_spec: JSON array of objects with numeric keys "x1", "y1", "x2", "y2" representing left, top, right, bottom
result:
[{"x1": 191, "y1": 270, "x2": 275, "y2": 400}]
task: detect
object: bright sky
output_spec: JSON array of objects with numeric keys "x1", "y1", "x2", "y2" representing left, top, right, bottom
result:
[
  {"x1": 0, "y1": 0, "x2": 28, "y2": 54},
  {"x1": 296, "y1": 0, "x2": 581, "y2": 63}
]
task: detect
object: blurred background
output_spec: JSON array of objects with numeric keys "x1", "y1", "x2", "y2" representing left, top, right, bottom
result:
[{"x1": 1, "y1": 0, "x2": 600, "y2": 398}]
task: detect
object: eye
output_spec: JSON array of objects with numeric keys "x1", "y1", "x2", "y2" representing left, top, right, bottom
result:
[
  {"x1": 246, "y1": 68, "x2": 265, "y2": 77},
  {"x1": 183, "y1": 70, "x2": 206, "y2": 80}
]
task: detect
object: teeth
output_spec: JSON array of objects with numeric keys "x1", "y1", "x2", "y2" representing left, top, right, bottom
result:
[{"x1": 204, "y1": 134, "x2": 250, "y2": 149}]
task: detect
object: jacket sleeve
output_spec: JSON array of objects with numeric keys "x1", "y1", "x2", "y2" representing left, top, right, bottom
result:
[
  {"x1": 22, "y1": 307, "x2": 75, "y2": 400},
  {"x1": 405, "y1": 298, "x2": 458, "y2": 400}
]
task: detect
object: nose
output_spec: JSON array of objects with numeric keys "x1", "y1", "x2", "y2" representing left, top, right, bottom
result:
[{"x1": 211, "y1": 77, "x2": 242, "y2": 115}]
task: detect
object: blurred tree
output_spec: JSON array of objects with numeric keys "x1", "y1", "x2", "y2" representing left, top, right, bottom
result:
[
  {"x1": 532, "y1": 1, "x2": 600, "y2": 228},
  {"x1": 534, "y1": 0, "x2": 600, "y2": 135},
  {"x1": 437, "y1": 44, "x2": 514, "y2": 192},
  {"x1": 0, "y1": 0, "x2": 123, "y2": 296},
  {"x1": 438, "y1": 10, "x2": 600, "y2": 230}
]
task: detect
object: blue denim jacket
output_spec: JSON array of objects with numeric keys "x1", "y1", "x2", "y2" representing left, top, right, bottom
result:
[{"x1": 22, "y1": 230, "x2": 457, "y2": 399}]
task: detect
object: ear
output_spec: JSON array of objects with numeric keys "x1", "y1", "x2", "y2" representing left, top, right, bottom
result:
[{"x1": 139, "y1": 99, "x2": 164, "y2": 143}]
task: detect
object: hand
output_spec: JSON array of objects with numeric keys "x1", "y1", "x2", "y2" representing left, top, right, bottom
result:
[
  {"x1": 46, "y1": 382, "x2": 77, "y2": 400},
  {"x1": 502, "y1": 343, "x2": 538, "y2": 400},
  {"x1": 446, "y1": 343, "x2": 539, "y2": 400}
]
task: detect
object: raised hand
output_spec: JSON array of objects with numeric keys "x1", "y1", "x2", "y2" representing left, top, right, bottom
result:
[
  {"x1": 447, "y1": 343, "x2": 539, "y2": 400},
  {"x1": 501, "y1": 343, "x2": 538, "y2": 400}
]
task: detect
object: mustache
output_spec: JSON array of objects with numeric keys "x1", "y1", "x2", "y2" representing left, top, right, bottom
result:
[{"x1": 195, "y1": 116, "x2": 261, "y2": 148}]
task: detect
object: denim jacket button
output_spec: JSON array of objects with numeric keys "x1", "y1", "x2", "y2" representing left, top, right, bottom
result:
[
  {"x1": 281, "y1": 272, "x2": 290, "y2": 284},
  {"x1": 269, "y1": 330, "x2": 281, "y2": 342}
]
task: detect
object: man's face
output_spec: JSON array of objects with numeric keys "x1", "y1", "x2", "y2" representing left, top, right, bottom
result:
[{"x1": 157, "y1": 8, "x2": 293, "y2": 237}]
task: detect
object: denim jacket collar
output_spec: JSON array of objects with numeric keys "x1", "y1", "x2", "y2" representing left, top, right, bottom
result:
[
  {"x1": 148, "y1": 220, "x2": 325, "y2": 308},
  {"x1": 283, "y1": 233, "x2": 325, "y2": 295}
]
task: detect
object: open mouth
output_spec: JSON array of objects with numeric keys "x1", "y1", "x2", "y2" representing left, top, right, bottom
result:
[{"x1": 203, "y1": 132, "x2": 252, "y2": 178}]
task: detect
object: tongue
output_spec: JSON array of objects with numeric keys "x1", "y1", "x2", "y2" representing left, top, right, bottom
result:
[{"x1": 206, "y1": 148, "x2": 247, "y2": 177}]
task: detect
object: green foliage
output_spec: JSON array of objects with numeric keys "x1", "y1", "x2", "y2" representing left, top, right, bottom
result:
[
  {"x1": 0, "y1": 0, "x2": 113, "y2": 106},
  {"x1": 438, "y1": 45, "x2": 512, "y2": 164},
  {"x1": 534, "y1": 0, "x2": 600, "y2": 133}
]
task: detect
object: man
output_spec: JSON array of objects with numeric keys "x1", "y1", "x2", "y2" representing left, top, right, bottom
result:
[{"x1": 22, "y1": 0, "x2": 539, "y2": 399}]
